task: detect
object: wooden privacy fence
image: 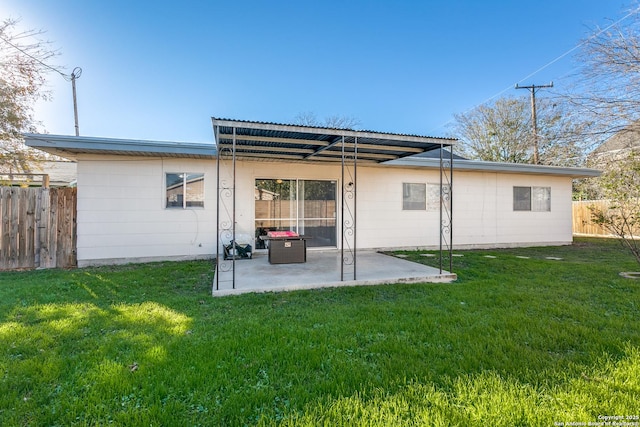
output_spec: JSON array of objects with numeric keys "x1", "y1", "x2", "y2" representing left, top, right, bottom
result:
[
  {"x1": 0, "y1": 187, "x2": 77, "y2": 270},
  {"x1": 572, "y1": 200, "x2": 612, "y2": 237}
]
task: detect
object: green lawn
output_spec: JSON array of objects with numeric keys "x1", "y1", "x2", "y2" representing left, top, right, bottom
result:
[{"x1": 0, "y1": 237, "x2": 639, "y2": 426}]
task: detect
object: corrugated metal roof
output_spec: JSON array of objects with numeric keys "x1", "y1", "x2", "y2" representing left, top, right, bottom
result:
[{"x1": 212, "y1": 117, "x2": 456, "y2": 163}]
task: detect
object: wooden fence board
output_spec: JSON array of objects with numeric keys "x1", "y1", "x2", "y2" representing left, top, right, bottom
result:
[
  {"x1": 48, "y1": 188, "x2": 58, "y2": 269},
  {"x1": 16, "y1": 189, "x2": 29, "y2": 268},
  {"x1": 24, "y1": 189, "x2": 36, "y2": 269},
  {"x1": 0, "y1": 187, "x2": 76, "y2": 270},
  {"x1": 38, "y1": 188, "x2": 53, "y2": 268},
  {"x1": 1, "y1": 188, "x2": 10, "y2": 267},
  {"x1": 56, "y1": 188, "x2": 76, "y2": 268},
  {"x1": 572, "y1": 200, "x2": 613, "y2": 237},
  {"x1": 9, "y1": 188, "x2": 19, "y2": 269}
]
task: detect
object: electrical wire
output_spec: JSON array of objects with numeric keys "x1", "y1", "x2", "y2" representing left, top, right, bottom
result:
[
  {"x1": 0, "y1": 33, "x2": 71, "y2": 80},
  {"x1": 428, "y1": 5, "x2": 640, "y2": 134}
]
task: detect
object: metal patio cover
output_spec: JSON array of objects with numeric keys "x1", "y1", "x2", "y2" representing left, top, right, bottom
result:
[
  {"x1": 212, "y1": 117, "x2": 456, "y2": 292},
  {"x1": 212, "y1": 118, "x2": 456, "y2": 162}
]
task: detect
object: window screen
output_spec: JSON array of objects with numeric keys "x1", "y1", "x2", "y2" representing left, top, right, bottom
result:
[
  {"x1": 513, "y1": 187, "x2": 531, "y2": 211},
  {"x1": 513, "y1": 186, "x2": 550, "y2": 211},
  {"x1": 403, "y1": 183, "x2": 426, "y2": 210},
  {"x1": 532, "y1": 186, "x2": 551, "y2": 212},
  {"x1": 427, "y1": 183, "x2": 451, "y2": 212}
]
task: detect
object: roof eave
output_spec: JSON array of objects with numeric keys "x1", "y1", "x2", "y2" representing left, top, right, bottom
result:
[
  {"x1": 23, "y1": 134, "x2": 216, "y2": 159},
  {"x1": 385, "y1": 157, "x2": 602, "y2": 178}
]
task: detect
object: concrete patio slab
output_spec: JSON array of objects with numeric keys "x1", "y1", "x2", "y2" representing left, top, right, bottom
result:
[{"x1": 213, "y1": 250, "x2": 456, "y2": 296}]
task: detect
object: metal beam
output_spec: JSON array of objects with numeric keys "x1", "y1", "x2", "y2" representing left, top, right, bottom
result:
[
  {"x1": 303, "y1": 136, "x2": 343, "y2": 160},
  {"x1": 340, "y1": 142, "x2": 424, "y2": 153},
  {"x1": 217, "y1": 134, "x2": 331, "y2": 147},
  {"x1": 312, "y1": 151, "x2": 397, "y2": 161},
  {"x1": 216, "y1": 144, "x2": 315, "y2": 154}
]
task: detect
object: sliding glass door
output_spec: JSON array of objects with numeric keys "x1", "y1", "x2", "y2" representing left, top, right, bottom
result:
[{"x1": 255, "y1": 179, "x2": 337, "y2": 248}]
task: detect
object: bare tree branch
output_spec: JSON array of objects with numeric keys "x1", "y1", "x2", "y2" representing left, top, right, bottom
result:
[
  {"x1": 293, "y1": 111, "x2": 361, "y2": 130},
  {"x1": 0, "y1": 19, "x2": 60, "y2": 173}
]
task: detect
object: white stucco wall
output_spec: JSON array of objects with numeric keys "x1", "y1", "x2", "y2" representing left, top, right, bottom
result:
[
  {"x1": 75, "y1": 155, "x2": 575, "y2": 266},
  {"x1": 76, "y1": 155, "x2": 216, "y2": 266},
  {"x1": 452, "y1": 171, "x2": 572, "y2": 248},
  {"x1": 344, "y1": 166, "x2": 571, "y2": 250}
]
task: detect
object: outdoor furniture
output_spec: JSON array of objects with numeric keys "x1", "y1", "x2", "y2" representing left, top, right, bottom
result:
[
  {"x1": 223, "y1": 240, "x2": 252, "y2": 260},
  {"x1": 260, "y1": 231, "x2": 311, "y2": 264}
]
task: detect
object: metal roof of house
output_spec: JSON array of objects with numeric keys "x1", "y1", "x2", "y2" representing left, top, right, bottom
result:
[
  {"x1": 388, "y1": 156, "x2": 601, "y2": 178},
  {"x1": 24, "y1": 130, "x2": 600, "y2": 178},
  {"x1": 212, "y1": 118, "x2": 456, "y2": 163},
  {"x1": 23, "y1": 134, "x2": 216, "y2": 160}
]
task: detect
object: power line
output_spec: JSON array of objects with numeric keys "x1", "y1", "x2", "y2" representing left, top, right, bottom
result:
[
  {"x1": 0, "y1": 33, "x2": 71, "y2": 80},
  {"x1": 428, "y1": 5, "x2": 640, "y2": 134},
  {"x1": 1, "y1": 30, "x2": 84, "y2": 135}
]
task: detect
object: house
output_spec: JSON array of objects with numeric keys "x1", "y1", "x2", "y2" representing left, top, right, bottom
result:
[
  {"x1": 24, "y1": 118, "x2": 600, "y2": 276},
  {"x1": 589, "y1": 122, "x2": 640, "y2": 163},
  {"x1": 0, "y1": 160, "x2": 77, "y2": 187}
]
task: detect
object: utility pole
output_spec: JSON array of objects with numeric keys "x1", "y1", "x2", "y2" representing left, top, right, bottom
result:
[
  {"x1": 515, "y1": 82, "x2": 553, "y2": 164},
  {"x1": 71, "y1": 67, "x2": 82, "y2": 136}
]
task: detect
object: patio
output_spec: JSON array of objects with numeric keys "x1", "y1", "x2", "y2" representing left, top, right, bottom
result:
[
  {"x1": 212, "y1": 250, "x2": 456, "y2": 296},
  {"x1": 213, "y1": 119, "x2": 455, "y2": 294}
]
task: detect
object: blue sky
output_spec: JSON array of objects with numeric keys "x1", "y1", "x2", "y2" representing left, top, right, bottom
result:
[{"x1": 2, "y1": 0, "x2": 632, "y2": 143}]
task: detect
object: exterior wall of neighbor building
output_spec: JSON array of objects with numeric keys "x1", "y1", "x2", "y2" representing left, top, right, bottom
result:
[
  {"x1": 76, "y1": 154, "x2": 216, "y2": 266},
  {"x1": 75, "y1": 155, "x2": 575, "y2": 266}
]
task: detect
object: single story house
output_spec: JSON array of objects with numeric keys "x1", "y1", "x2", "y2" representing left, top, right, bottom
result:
[
  {"x1": 25, "y1": 118, "x2": 600, "y2": 283},
  {"x1": 0, "y1": 160, "x2": 77, "y2": 187}
]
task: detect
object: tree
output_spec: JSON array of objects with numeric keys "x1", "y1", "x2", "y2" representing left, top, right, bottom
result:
[
  {"x1": 0, "y1": 19, "x2": 58, "y2": 174},
  {"x1": 589, "y1": 151, "x2": 640, "y2": 266},
  {"x1": 293, "y1": 111, "x2": 361, "y2": 130},
  {"x1": 450, "y1": 96, "x2": 585, "y2": 166},
  {"x1": 566, "y1": 7, "x2": 640, "y2": 200},
  {"x1": 563, "y1": 6, "x2": 640, "y2": 147}
]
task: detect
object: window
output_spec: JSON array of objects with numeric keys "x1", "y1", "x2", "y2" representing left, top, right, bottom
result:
[
  {"x1": 403, "y1": 183, "x2": 426, "y2": 210},
  {"x1": 255, "y1": 179, "x2": 337, "y2": 248},
  {"x1": 513, "y1": 186, "x2": 550, "y2": 211},
  {"x1": 166, "y1": 173, "x2": 204, "y2": 208},
  {"x1": 427, "y1": 183, "x2": 451, "y2": 212}
]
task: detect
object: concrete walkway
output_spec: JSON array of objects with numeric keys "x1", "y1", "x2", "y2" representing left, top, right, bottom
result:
[{"x1": 212, "y1": 250, "x2": 456, "y2": 296}]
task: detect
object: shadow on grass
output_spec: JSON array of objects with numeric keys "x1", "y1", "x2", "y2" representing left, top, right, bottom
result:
[
  {"x1": 1, "y1": 242, "x2": 639, "y2": 425},
  {"x1": 0, "y1": 301, "x2": 192, "y2": 425}
]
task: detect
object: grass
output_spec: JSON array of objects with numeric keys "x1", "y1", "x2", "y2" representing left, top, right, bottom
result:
[{"x1": 0, "y1": 237, "x2": 638, "y2": 426}]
